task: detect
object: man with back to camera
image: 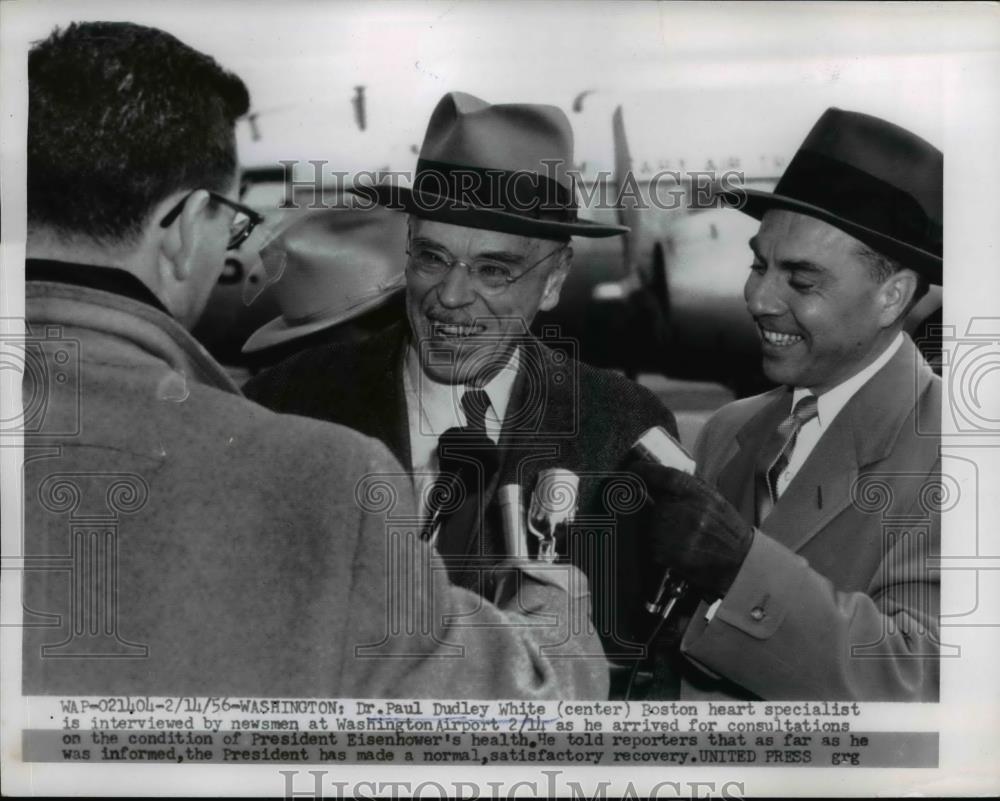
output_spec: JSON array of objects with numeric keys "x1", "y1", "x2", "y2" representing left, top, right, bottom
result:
[
  {"x1": 244, "y1": 91, "x2": 680, "y2": 686},
  {"x1": 22, "y1": 21, "x2": 608, "y2": 699},
  {"x1": 632, "y1": 108, "x2": 942, "y2": 700}
]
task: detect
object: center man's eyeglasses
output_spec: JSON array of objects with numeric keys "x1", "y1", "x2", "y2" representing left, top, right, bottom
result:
[
  {"x1": 159, "y1": 191, "x2": 265, "y2": 250},
  {"x1": 406, "y1": 242, "x2": 567, "y2": 296}
]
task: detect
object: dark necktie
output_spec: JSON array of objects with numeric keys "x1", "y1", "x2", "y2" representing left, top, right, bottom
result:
[
  {"x1": 754, "y1": 394, "x2": 818, "y2": 524},
  {"x1": 426, "y1": 389, "x2": 499, "y2": 556},
  {"x1": 459, "y1": 388, "x2": 490, "y2": 435}
]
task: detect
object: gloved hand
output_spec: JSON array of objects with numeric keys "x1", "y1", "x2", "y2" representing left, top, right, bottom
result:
[
  {"x1": 437, "y1": 426, "x2": 499, "y2": 490},
  {"x1": 633, "y1": 462, "x2": 756, "y2": 603}
]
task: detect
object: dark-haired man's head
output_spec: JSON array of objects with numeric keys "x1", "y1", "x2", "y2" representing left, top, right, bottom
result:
[
  {"x1": 737, "y1": 108, "x2": 940, "y2": 393},
  {"x1": 745, "y1": 209, "x2": 924, "y2": 393},
  {"x1": 28, "y1": 21, "x2": 252, "y2": 327}
]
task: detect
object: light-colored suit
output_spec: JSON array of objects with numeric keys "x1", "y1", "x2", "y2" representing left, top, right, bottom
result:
[{"x1": 679, "y1": 335, "x2": 941, "y2": 700}]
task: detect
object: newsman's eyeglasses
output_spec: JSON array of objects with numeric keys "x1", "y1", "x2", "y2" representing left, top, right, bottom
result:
[{"x1": 159, "y1": 191, "x2": 264, "y2": 250}]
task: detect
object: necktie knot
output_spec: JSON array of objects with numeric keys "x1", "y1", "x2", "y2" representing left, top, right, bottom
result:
[
  {"x1": 792, "y1": 394, "x2": 818, "y2": 425},
  {"x1": 755, "y1": 393, "x2": 819, "y2": 523},
  {"x1": 461, "y1": 389, "x2": 491, "y2": 433}
]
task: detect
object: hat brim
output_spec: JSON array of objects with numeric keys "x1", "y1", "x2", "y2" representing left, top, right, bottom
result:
[
  {"x1": 242, "y1": 285, "x2": 404, "y2": 354},
  {"x1": 354, "y1": 184, "x2": 628, "y2": 240},
  {"x1": 733, "y1": 188, "x2": 942, "y2": 286}
]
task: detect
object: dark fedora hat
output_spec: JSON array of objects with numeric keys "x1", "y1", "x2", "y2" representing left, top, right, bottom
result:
[
  {"x1": 732, "y1": 108, "x2": 942, "y2": 285},
  {"x1": 354, "y1": 91, "x2": 628, "y2": 240}
]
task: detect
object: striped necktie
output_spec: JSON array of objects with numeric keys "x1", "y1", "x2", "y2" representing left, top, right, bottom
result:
[{"x1": 755, "y1": 394, "x2": 818, "y2": 524}]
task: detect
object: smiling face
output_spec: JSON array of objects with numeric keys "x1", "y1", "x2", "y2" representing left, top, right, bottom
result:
[
  {"x1": 405, "y1": 217, "x2": 570, "y2": 385},
  {"x1": 744, "y1": 209, "x2": 910, "y2": 394}
]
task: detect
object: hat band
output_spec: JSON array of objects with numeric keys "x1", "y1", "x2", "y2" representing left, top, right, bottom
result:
[
  {"x1": 411, "y1": 158, "x2": 578, "y2": 223},
  {"x1": 774, "y1": 149, "x2": 942, "y2": 256}
]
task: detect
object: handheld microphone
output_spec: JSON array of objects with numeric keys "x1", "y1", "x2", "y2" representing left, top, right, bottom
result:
[
  {"x1": 497, "y1": 484, "x2": 530, "y2": 559},
  {"x1": 632, "y1": 426, "x2": 696, "y2": 474},
  {"x1": 528, "y1": 468, "x2": 580, "y2": 563},
  {"x1": 630, "y1": 426, "x2": 696, "y2": 619},
  {"x1": 421, "y1": 467, "x2": 469, "y2": 541}
]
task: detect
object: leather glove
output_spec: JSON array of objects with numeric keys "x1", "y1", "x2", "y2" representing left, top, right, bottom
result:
[
  {"x1": 633, "y1": 462, "x2": 755, "y2": 603},
  {"x1": 437, "y1": 426, "x2": 499, "y2": 490}
]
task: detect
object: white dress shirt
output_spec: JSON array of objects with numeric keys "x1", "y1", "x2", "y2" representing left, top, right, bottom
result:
[
  {"x1": 774, "y1": 332, "x2": 903, "y2": 498},
  {"x1": 404, "y1": 346, "x2": 520, "y2": 520}
]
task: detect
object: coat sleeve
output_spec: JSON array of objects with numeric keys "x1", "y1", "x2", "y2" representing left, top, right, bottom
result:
[
  {"x1": 679, "y1": 465, "x2": 940, "y2": 701},
  {"x1": 337, "y1": 448, "x2": 610, "y2": 699}
]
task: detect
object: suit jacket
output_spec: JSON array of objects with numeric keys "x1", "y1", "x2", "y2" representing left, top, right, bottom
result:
[
  {"x1": 244, "y1": 321, "x2": 678, "y2": 663},
  {"x1": 681, "y1": 335, "x2": 941, "y2": 701},
  {"x1": 23, "y1": 268, "x2": 609, "y2": 699}
]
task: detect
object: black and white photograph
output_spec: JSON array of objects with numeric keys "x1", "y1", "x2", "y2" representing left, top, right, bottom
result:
[{"x1": 1, "y1": 0, "x2": 998, "y2": 796}]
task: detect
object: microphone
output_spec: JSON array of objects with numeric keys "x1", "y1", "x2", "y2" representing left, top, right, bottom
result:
[
  {"x1": 630, "y1": 426, "x2": 696, "y2": 619},
  {"x1": 497, "y1": 484, "x2": 530, "y2": 559},
  {"x1": 528, "y1": 468, "x2": 580, "y2": 563},
  {"x1": 421, "y1": 466, "x2": 470, "y2": 541},
  {"x1": 632, "y1": 426, "x2": 696, "y2": 474}
]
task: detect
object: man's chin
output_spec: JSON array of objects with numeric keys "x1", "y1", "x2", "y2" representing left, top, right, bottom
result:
[{"x1": 761, "y1": 355, "x2": 803, "y2": 389}]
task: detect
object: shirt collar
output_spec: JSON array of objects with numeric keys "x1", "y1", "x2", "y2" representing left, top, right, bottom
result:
[
  {"x1": 404, "y1": 344, "x2": 520, "y2": 430},
  {"x1": 793, "y1": 331, "x2": 904, "y2": 428},
  {"x1": 478, "y1": 347, "x2": 520, "y2": 427}
]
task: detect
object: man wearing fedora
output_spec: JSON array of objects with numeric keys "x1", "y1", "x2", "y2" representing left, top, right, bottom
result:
[
  {"x1": 633, "y1": 108, "x2": 942, "y2": 700},
  {"x1": 23, "y1": 24, "x2": 609, "y2": 700},
  {"x1": 245, "y1": 91, "x2": 678, "y2": 679}
]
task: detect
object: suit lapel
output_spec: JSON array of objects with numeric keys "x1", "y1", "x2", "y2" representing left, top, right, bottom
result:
[
  {"x1": 358, "y1": 323, "x2": 412, "y2": 470},
  {"x1": 497, "y1": 340, "x2": 574, "y2": 484},
  {"x1": 760, "y1": 415, "x2": 858, "y2": 551},
  {"x1": 759, "y1": 337, "x2": 932, "y2": 553},
  {"x1": 385, "y1": 341, "x2": 413, "y2": 471},
  {"x1": 716, "y1": 390, "x2": 790, "y2": 521}
]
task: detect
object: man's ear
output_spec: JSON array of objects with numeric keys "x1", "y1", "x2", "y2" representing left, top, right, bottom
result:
[
  {"x1": 877, "y1": 267, "x2": 919, "y2": 328},
  {"x1": 538, "y1": 245, "x2": 573, "y2": 312},
  {"x1": 157, "y1": 190, "x2": 210, "y2": 284}
]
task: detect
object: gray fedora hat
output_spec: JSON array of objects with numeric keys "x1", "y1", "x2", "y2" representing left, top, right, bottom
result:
[
  {"x1": 242, "y1": 203, "x2": 406, "y2": 354},
  {"x1": 355, "y1": 91, "x2": 628, "y2": 241}
]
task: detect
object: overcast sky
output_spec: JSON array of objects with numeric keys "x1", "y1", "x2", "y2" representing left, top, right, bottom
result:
[{"x1": 4, "y1": 1, "x2": 994, "y2": 176}]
